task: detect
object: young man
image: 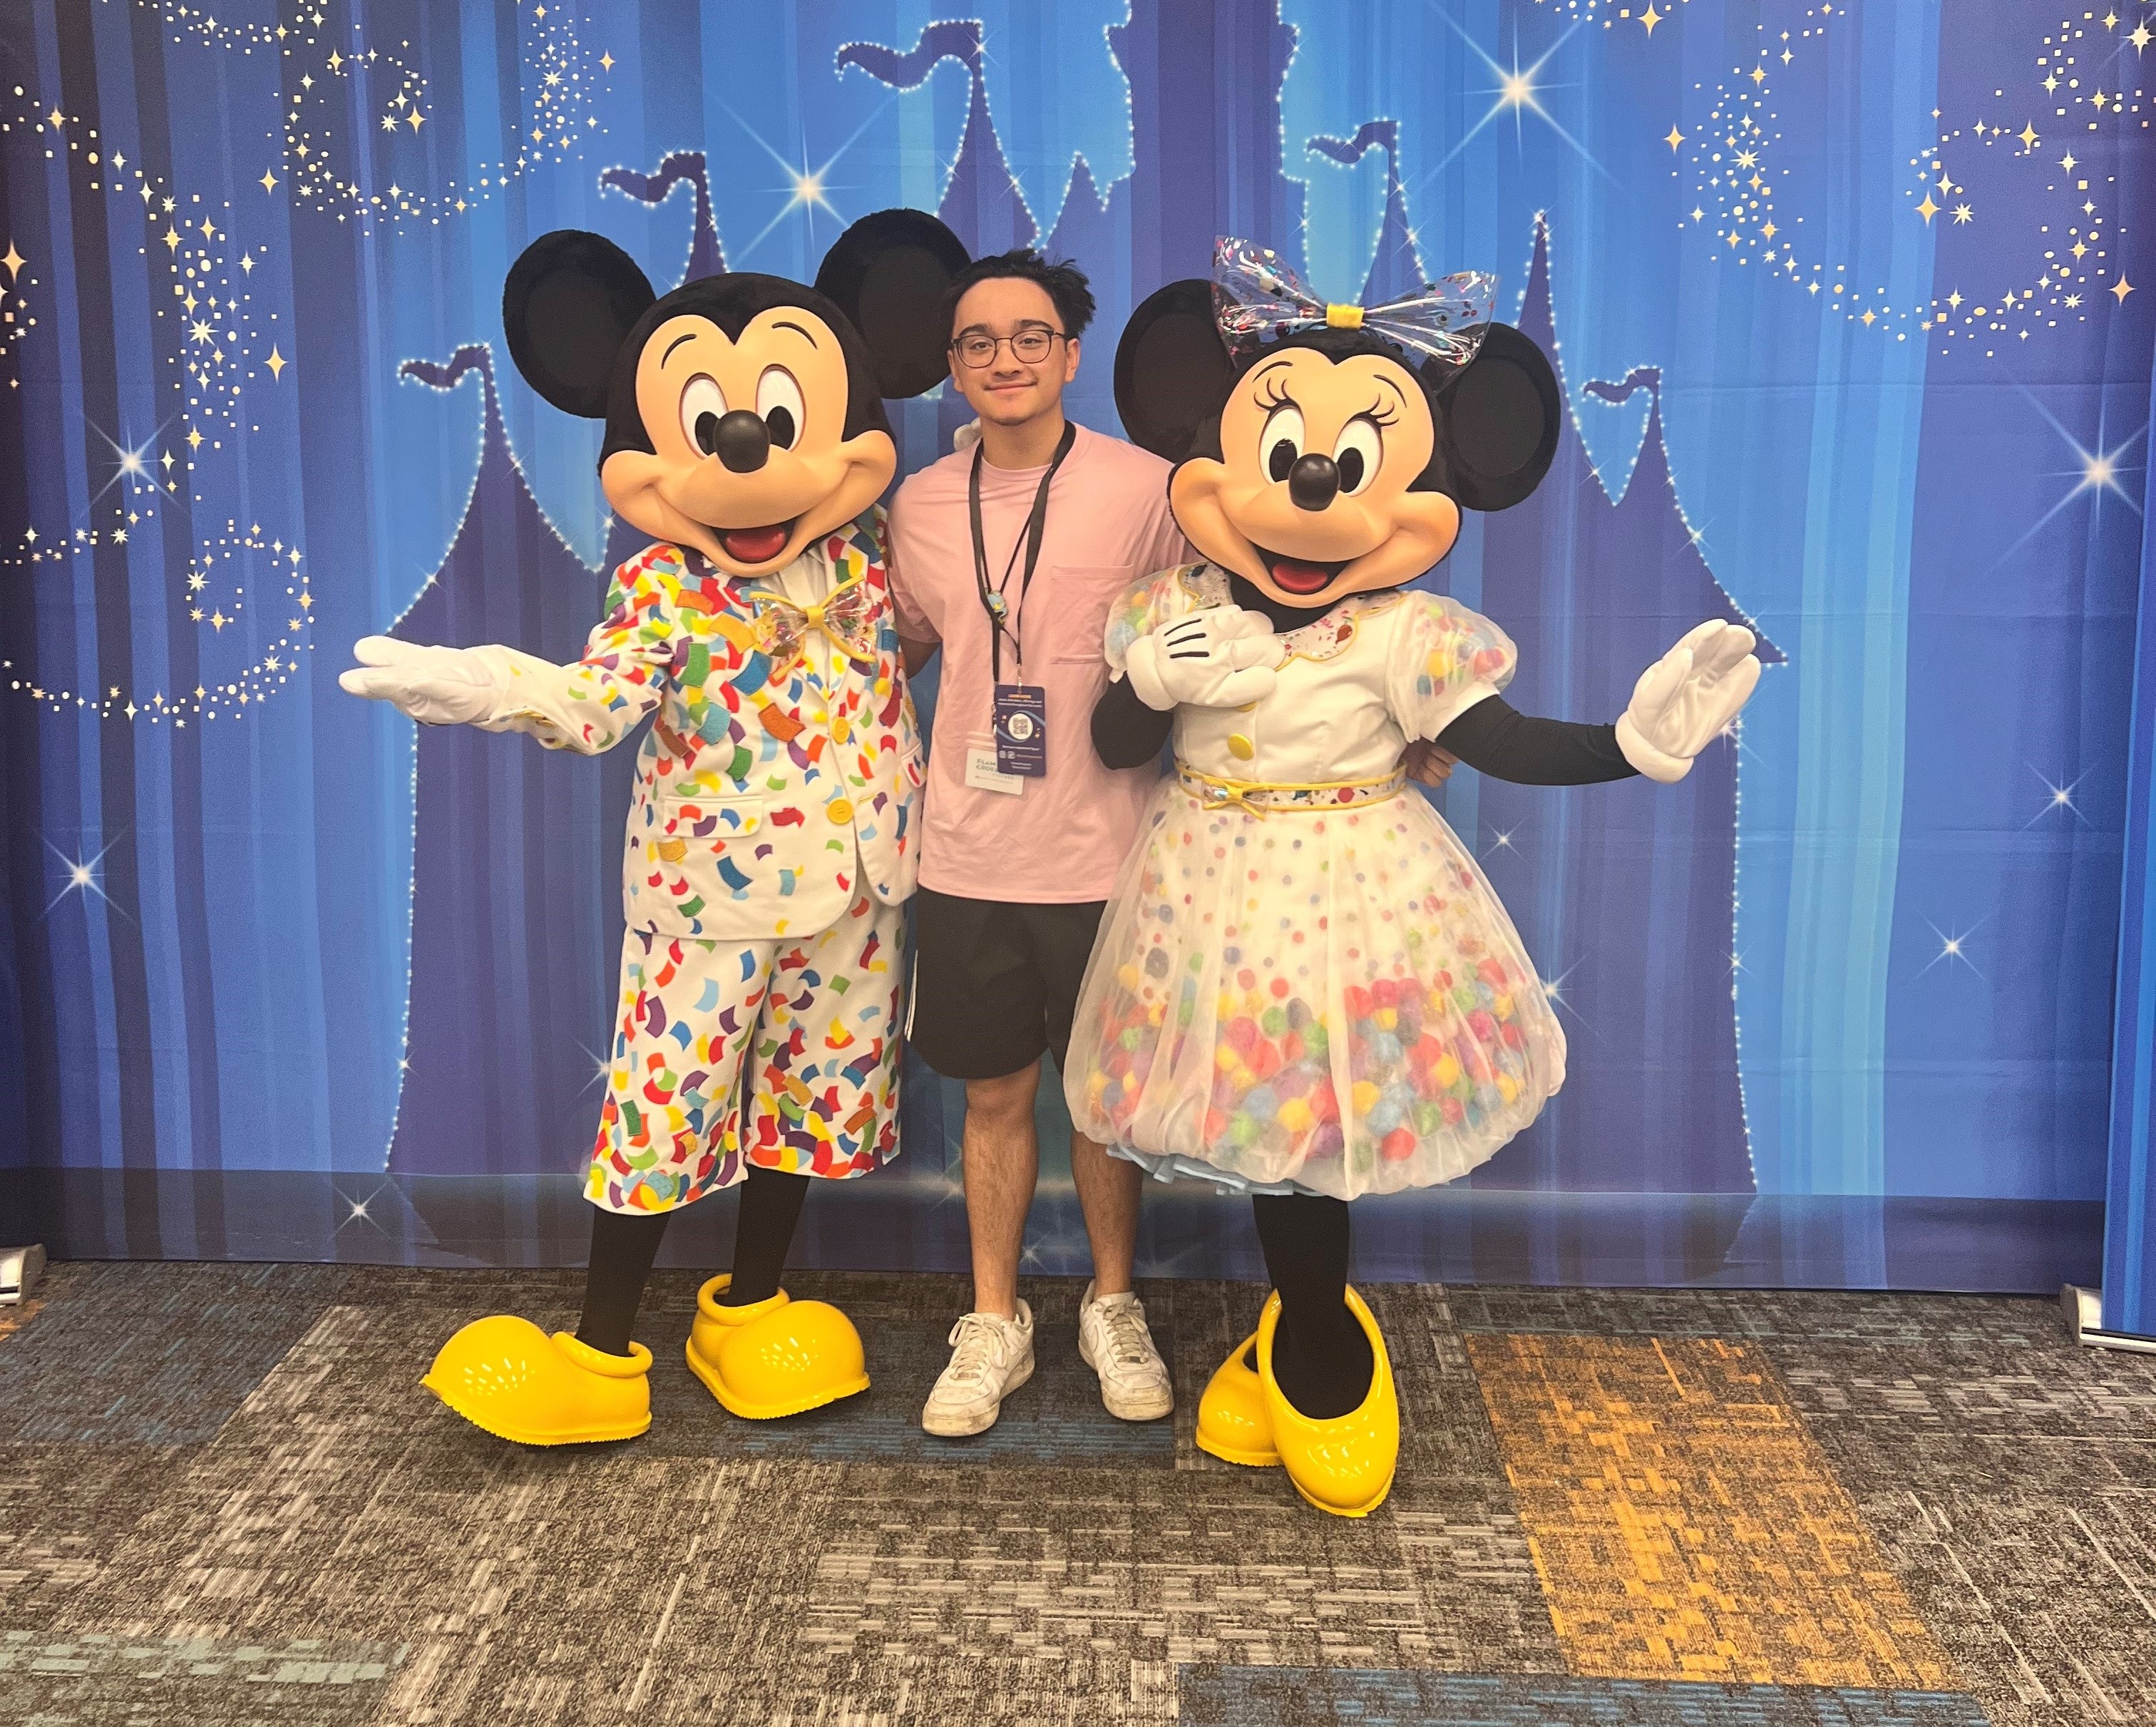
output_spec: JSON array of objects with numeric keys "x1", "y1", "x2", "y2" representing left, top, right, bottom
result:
[{"x1": 888, "y1": 251, "x2": 1189, "y2": 1437}]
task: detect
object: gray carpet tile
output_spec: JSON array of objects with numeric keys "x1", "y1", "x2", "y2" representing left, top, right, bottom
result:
[
  {"x1": 1448, "y1": 1286, "x2": 2062, "y2": 1348},
  {"x1": 0, "y1": 1629, "x2": 400, "y2": 1727},
  {"x1": 1827, "y1": 1472, "x2": 2156, "y2": 1727},
  {"x1": 1175, "y1": 1669, "x2": 1993, "y2": 1726},
  {"x1": 1768, "y1": 1328, "x2": 2156, "y2": 1727},
  {"x1": 1767, "y1": 1334, "x2": 2156, "y2": 1442},
  {"x1": 0, "y1": 1447, "x2": 170, "y2": 1634},
  {"x1": 12, "y1": 1261, "x2": 2156, "y2": 1726},
  {"x1": 0, "y1": 1261, "x2": 350, "y2": 1445}
]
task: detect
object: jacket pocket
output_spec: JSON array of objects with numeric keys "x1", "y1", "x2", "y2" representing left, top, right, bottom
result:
[{"x1": 624, "y1": 791, "x2": 768, "y2": 938}]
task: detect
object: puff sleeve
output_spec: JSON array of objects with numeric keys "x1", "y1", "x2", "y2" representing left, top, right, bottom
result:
[{"x1": 1382, "y1": 591, "x2": 1517, "y2": 742}]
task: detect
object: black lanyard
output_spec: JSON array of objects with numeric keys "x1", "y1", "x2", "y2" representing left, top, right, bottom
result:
[{"x1": 969, "y1": 419, "x2": 1077, "y2": 685}]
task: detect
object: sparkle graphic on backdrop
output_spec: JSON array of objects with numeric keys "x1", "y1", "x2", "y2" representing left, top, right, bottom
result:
[
  {"x1": 0, "y1": 81, "x2": 312, "y2": 727},
  {"x1": 267, "y1": 0, "x2": 613, "y2": 230},
  {"x1": 1673, "y1": 5, "x2": 2148, "y2": 352}
]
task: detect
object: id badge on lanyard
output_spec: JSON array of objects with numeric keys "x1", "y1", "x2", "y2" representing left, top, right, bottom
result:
[{"x1": 970, "y1": 421, "x2": 1077, "y2": 783}]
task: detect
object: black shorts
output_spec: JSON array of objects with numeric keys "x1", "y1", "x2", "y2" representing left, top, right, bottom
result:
[{"x1": 910, "y1": 887, "x2": 1107, "y2": 1080}]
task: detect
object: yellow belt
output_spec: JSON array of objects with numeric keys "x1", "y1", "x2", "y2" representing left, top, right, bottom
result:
[{"x1": 1176, "y1": 763, "x2": 1407, "y2": 816}]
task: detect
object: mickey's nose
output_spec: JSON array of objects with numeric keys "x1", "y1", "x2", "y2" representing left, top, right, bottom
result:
[
  {"x1": 713, "y1": 409, "x2": 771, "y2": 473},
  {"x1": 1288, "y1": 453, "x2": 1340, "y2": 512}
]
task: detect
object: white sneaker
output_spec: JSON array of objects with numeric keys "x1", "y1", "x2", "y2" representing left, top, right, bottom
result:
[
  {"x1": 1077, "y1": 1281, "x2": 1174, "y2": 1422},
  {"x1": 921, "y1": 1301, "x2": 1036, "y2": 1437}
]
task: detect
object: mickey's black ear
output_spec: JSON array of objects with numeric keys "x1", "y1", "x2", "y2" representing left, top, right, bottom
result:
[
  {"x1": 1115, "y1": 279, "x2": 1236, "y2": 463},
  {"x1": 815, "y1": 208, "x2": 971, "y2": 399},
  {"x1": 1430, "y1": 323, "x2": 1560, "y2": 511},
  {"x1": 503, "y1": 231, "x2": 657, "y2": 419}
]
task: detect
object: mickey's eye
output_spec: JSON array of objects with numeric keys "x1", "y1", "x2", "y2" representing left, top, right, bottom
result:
[
  {"x1": 1333, "y1": 417, "x2": 1383, "y2": 496},
  {"x1": 1261, "y1": 402, "x2": 1305, "y2": 483},
  {"x1": 756, "y1": 366, "x2": 804, "y2": 451},
  {"x1": 680, "y1": 375, "x2": 727, "y2": 456}
]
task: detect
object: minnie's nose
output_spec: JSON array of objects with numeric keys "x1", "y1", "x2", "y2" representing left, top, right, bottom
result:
[
  {"x1": 713, "y1": 410, "x2": 771, "y2": 473},
  {"x1": 1288, "y1": 453, "x2": 1340, "y2": 511}
]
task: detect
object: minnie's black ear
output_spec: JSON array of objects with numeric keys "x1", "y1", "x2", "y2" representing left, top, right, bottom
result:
[
  {"x1": 503, "y1": 231, "x2": 657, "y2": 419},
  {"x1": 815, "y1": 208, "x2": 972, "y2": 399},
  {"x1": 1115, "y1": 279, "x2": 1236, "y2": 463},
  {"x1": 1429, "y1": 323, "x2": 1561, "y2": 511}
]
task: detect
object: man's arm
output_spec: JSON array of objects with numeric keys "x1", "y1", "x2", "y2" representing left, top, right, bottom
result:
[{"x1": 900, "y1": 634, "x2": 940, "y2": 678}]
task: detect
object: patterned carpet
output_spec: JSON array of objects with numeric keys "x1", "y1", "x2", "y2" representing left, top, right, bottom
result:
[{"x1": 1, "y1": 1263, "x2": 2152, "y2": 1725}]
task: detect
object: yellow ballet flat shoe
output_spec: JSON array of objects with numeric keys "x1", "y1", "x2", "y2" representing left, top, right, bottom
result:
[
  {"x1": 685, "y1": 1274, "x2": 870, "y2": 1420},
  {"x1": 421, "y1": 1315, "x2": 652, "y2": 1446},
  {"x1": 1256, "y1": 1286, "x2": 1398, "y2": 1517},
  {"x1": 1194, "y1": 1309, "x2": 1282, "y2": 1467}
]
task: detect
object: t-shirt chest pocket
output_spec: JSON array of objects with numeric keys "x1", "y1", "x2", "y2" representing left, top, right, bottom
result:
[{"x1": 1038, "y1": 564, "x2": 1134, "y2": 668}]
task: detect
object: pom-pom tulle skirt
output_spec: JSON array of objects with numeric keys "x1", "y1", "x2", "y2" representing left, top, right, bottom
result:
[{"x1": 1064, "y1": 774, "x2": 1566, "y2": 1201}]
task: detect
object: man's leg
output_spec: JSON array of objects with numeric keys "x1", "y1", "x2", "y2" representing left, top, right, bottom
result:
[
  {"x1": 1069, "y1": 1127, "x2": 1139, "y2": 1298},
  {"x1": 910, "y1": 890, "x2": 1048, "y2": 1437},
  {"x1": 961, "y1": 1060, "x2": 1043, "y2": 1318},
  {"x1": 1032, "y1": 899, "x2": 1172, "y2": 1421}
]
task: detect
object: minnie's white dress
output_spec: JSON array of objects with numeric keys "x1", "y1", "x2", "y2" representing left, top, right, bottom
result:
[{"x1": 1063, "y1": 563, "x2": 1566, "y2": 1201}]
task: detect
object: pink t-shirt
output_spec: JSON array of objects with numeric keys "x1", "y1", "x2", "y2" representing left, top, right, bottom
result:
[{"x1": 888, "y1": 424, "x2": 1189, "y2": 903}]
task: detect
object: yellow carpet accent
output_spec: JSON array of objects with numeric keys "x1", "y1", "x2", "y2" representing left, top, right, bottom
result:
[
  {"x1": 0, "y1": 1297, "x2": 43, "y2": 1342},
  {"x1": 1467, "y1": 1333, "x2": 1956, "y2": 1690}
]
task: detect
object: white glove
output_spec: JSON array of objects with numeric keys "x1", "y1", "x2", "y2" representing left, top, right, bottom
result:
[
  {"x1": 1122, "y1": 607, "x2": 1283, "y2": 711},
  {"x1": 339, "y1": 635, "x2": 503, "y2": 727},
  {"x1": 1614, "y1": 620, "x2": 1762, "y2": 783}
]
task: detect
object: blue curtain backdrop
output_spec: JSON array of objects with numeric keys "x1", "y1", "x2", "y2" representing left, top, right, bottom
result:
[{"x1": 1, "y1": 0, "x2": 2147, "y2": 1289}]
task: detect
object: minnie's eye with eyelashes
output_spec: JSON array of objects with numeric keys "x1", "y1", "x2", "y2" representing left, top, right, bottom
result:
[
  {"x1": 1333, "y1": 416, "x2": 1384, "y2": 496},
  {"x1": 1261, "y1": 402, "x2": 1305, "y2": 483}
]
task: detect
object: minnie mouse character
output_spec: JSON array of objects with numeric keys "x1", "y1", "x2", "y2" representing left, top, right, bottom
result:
[
  {"x1": 341, "y1": 210, "x2": 970, "y2": 1445},
  {"x1": 1071, "y1": 242, "x2": 1760, "y2": 1515}
]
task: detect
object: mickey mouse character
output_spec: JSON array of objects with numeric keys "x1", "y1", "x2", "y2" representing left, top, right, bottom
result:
[
  {"x1": 341, "y1": 210, "x2": 970, "y2": 1445},
  {"x1": 1070, "y1": 241, "x2": 1760, "y2": 1515}
]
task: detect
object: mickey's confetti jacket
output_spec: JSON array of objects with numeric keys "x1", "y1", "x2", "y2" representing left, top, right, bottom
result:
[{"x1": 474, "y1": 508, "x2": 921, "y2": 1211}]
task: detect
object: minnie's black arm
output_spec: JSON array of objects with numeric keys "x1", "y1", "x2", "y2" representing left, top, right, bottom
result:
[
  {"x1": 1092, "y1": 673, "x2": 1175, "y2": 769},
  {"x1": 1433, "y1": 695, "x2": 1638, "y2": 786}
]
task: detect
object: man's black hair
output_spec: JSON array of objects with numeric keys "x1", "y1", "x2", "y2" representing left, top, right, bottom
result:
[{"x1": 941, "y1": 248, "x2": 1097, "y2": 341}]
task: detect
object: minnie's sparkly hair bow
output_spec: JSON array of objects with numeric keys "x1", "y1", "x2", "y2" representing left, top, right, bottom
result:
[{"x1": 1211, "y1": 237, "x2": 1498, "y2": 374}]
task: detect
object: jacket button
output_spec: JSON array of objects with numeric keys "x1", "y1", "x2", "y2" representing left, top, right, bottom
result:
[
  {"x1": 832, "y1": 716, "x2": 852, "y2": 744},
  {"x1": 1228, "y1": 734, "x2": 1255, "y2": 760},
  {"x1": 827, "y1": 799, "x2": 854, "y2": 823}
]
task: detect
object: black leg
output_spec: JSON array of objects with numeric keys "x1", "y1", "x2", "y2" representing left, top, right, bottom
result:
[
  {"x1": 1250, "y1": 1192, "x2": 1374, "y2": 1420},
  {"x1": 574, "y1": 1206, "x2": 671, "y2": 1357},
  {"x1": 724, "y1": 1165, "x2": 811, "y2": 1307}
]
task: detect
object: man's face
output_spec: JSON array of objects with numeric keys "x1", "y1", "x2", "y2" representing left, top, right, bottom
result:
[{"x1": 946, "y1": 277, "x2": 1079, "y2": 428}]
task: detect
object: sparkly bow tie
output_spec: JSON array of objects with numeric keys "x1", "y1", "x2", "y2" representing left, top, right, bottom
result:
[
  {"x1": 1212, "y1": 237, "x2": 1497, "y2": 374},
  {"x1": 750, "y1": 566, "x2": 881, "y2": 672}
]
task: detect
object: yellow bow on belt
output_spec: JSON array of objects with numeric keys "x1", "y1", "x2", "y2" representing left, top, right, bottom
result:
[{"x1": 749, "y1": 565, "x2": 880, "y2": 672}]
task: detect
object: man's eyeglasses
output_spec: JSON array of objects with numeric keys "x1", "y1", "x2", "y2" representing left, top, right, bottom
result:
[{"x1": 950, "y1": 327, "x2": 1066, "y2": 368}]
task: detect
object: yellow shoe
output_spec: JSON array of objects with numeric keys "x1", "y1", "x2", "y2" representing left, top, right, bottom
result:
[
  {"x1": 1256, "y1": 1286, "x2": 1398, "y2": 1517},
  {"x1": 421, "y1": 1315, "x2": 652, "y2": 1445},
  {"x1": 685, "y1": 1274, "x2": 870, "y2": 1420},
  {"x1": 1194, "y1": 1308, "x2": 1282, "y2": 1467}
]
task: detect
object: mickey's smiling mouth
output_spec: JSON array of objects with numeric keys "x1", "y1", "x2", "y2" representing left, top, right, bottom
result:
[
  {"x1": 712, "y1": 519, "x2": 797, "y2": 564},
  {"x1": 1253, "y1": 545, "x2": 1352, "y2": 596}
]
